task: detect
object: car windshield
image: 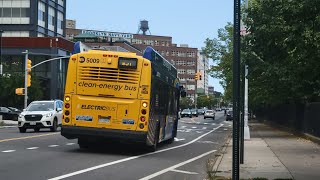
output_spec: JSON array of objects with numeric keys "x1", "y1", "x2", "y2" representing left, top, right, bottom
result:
[
  {"x1": 27, "y1": 102, "x2": 54, "y2": 111},
  {"x1": 206, "y1": 110, "x2": 213, "y2": 113},
  {"x1": 191, "y1": 109, "x2": 196, "y2": 112},
  {"x1": 182, "y1": 109, "x2": 190, "y2": 112}
]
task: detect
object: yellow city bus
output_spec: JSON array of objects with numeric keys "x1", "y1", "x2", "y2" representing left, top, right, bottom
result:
[{"x1": 61, "y1": 46, "x2": 185, "y2": 151}]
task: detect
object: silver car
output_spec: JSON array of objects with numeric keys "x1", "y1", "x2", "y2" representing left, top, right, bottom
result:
[{"x1": 204, "y1": 110, "x2": 215, "y2": 119}]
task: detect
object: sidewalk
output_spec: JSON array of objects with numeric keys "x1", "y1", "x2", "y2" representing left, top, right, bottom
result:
[
  {"x1": 212, "y1": 121, "x2": 320, "y2": 180},
  {"x1": 0, "y1": 120, "x2": 18, "y2": 127}
]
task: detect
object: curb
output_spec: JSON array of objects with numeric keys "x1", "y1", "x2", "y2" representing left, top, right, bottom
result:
[{"x1": 209, "y1": 134, "x2": 232, "y2": 179}]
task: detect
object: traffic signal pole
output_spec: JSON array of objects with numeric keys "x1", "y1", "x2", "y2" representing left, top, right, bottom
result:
[
  {"x1": 20, "y1": 51, "x2": 70, "y2": 108},
  {"x1": 23, "y1": 50, "x2": 28, "y2": 109}
]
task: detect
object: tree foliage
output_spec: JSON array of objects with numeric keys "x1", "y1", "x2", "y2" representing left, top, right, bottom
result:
[
  {"x1": 179, "y1": 97, "x2": 193, "y2": 109},
  {"x1": 197, "y1": 95, "x2": 217, "y2": 109},
  {"x1": 0, "y1": 62, "x2": 43, "y2": 108},
  {"x1": 244, "y1": 0, "x2": 320, "y2": 107},
  {"x1": 204, "y1": 0, "x2": 320, "y2": 109},
  {"x1": 203, "y1": 23, "x2": 234, "y2": 101}
]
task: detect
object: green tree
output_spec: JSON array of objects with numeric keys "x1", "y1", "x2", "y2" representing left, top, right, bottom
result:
[
  {"x1": 0, "y1": 62, "x2": 43, "y2": 108},
  {"x1": 179, "y1": 97, "x2": 193, "y2": 109},
  {"x1": 244, "y1": 0, "x2": 320, "y2": 106},
  {"x1": 203, "y1": 23, "x2": 234, "y2": 102}
]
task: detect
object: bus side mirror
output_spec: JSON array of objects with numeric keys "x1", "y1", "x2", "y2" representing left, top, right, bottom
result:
[{"x1": 181, "y1": 91, "x2": 186, "y2": 98}]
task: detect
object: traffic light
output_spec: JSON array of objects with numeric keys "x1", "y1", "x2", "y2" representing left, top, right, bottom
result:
[
  {"x1": 195, "y1": 72, "x2": 199, "y2": 80},
  {"x1": 27, "y1": 59, "x2": 32, "y2": 73},
  {"x1": 27, "y1": 59, "x2": 32, "y2": 87},
  {"x1": 199, "y1": 72, "x2": 202, "y2": 80},
  {"x1": 15, "y1": 88, "x2": 25, "y2": 95}
]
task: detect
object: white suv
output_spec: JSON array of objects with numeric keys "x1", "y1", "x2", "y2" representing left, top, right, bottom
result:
[{"x1": 18, "y1": 100, "x2": 63, "y2": 133}]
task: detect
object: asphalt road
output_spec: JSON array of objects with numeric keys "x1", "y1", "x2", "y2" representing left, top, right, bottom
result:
[{"x1": 0, "y1": 111, "x2": 232, "y2": 180}]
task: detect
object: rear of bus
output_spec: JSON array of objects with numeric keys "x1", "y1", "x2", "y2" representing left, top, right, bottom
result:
[{"x1": 61, "y1": 50, "x2": 152, "y2": 144}]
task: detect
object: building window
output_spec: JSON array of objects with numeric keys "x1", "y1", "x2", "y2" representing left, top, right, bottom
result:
[
  {"x1": 38, "y1": 2, "x2": 45, "y2": 27},
  {"x1": 48, "y1": 7, "x2": 55, "y2": 31},
  {"x1": 187, "y1": 69, "x2": 195, "y2": 75},
  {"x1": 155, "y1": 40, "x2": 159, "y2": 46},
  {"x1": 187, "y1": 85, "x2": 195, "y2": 90},
  {"x1": 3, "y1": 8, "x2": 11, "y2": 17},
  {"x1": 178, "y1": 69, "x2": 186, "y2": 74},
  {"x1": 57, "y1": 11, "x2": 63, "y2": 35},
  {"x1": 58, "y1": 0, "x2": 64, "y2": 6},
  {"x1": 161, "y1": 41, "x2": 165, "y2": 46}
]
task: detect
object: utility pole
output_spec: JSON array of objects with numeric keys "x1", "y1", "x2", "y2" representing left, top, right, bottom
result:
[
  {"x1": 23, "y1": 50, "x2": 28, "y2": 109},
  {"x1": 233, "y1": 0, "x2": 241, "y2": 179},
  {"x1": 0, "y1": 29, "x2": 3, "y2": 75}
]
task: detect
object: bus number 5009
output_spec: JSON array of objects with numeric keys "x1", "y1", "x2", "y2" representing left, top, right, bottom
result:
[{"x1": 86, "y1": 58, "x2": 100, "y2": 63}]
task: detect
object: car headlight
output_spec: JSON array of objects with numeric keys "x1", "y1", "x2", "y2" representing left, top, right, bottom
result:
[
  {"x1": 19, "y1": 114, "x2": 24, "y2": 118},
  {"x1": 45, "y1": 113, "x2": 53, "y2": 117}
]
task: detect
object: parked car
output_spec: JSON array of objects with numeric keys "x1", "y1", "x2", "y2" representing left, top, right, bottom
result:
[
  {"x1": 190, "y1": 109, "x2": 198, "y2": 117},
  {"x1": 198, "y1": 108, "x2": 205, "y2": 115},
  {"x1": 180, "y1": 109, "x2": 192, "y2": 118},
  {"x1": 216, "y1": 108, "x2": 222, "y2": 111},
  {"x1": 204, "y1": 110, "x2": 215, "y2": 119},
  {"x1": 226, "y1": 110, "x2": 233, "y2": 121},
  {"x1": 0, "y1": 107, "x2": 20, "y2": 121},
  {"x1": 18, "y1": 100, "x2": 63, "y2": 133}
]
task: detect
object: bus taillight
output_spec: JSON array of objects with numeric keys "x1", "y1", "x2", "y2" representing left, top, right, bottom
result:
[
  {"x1": 65, "y1": 103, "x2": 70, "y2": 109},
  {"x1": 140, "y1": 116, "x2": 146, "y2": 122},
  {"x1": 65, "y1": 117, "x2": 70, "y2": 123},
  {"x1": 65, "y1": 110, "x2": 70, "y2": 116},
  {"x1": 141, "y1": 109, "x2": 147, "y2": 115},
  {"x1": 142, "y1": 102, "x2": 148, "y2": 108},
  {"x1": 65, "y1": 96, "x2": 70, "y2": 102}
]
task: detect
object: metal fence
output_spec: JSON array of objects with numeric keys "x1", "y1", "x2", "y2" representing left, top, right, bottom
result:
[{"x1": 256, "y1": 102, "x2": 320, "y2": 138}]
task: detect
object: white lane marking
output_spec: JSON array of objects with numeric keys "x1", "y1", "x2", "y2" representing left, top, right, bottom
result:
[
  {"x1": 139, "y1": 149, "x2": 217, "y2": 180},
  {"x1": 170, "y1": 169, "x2": 198, "y2": 175},
  {"x1": 204, "y1": 123, "x2": 209, "y2": 125},
  {"x1": 174, "y1": 138, "x2": 185, "y2": 142},
  {"x1": 196, "y1": 131, "x2": 203, "y2": 133},
  {"x1": 181, "y1": 126, "x2": 187, "y2": 129},
  {"x1": 48, "y1": 145, "x2": 59, "y2": 147},
  {"x1": 197, "y1": 141, "x2": 216, "y2": 144},
  {"x1": 192, "y1": 127, "x2": 197, "y2": 129},
  {"x1": 202, "y1": 127, "x2": 207, "y2": 130},
  {"x1": 211, "y1": 123, "x2": 216, "y2": 125},
  {"x1": 224, "y1": 129, "x2": 228, "y2": 131},
  {"x1": 66, "y1": 143, "x2": 76, "y2": 146},
  {"x1": 27, "y1": 147, "x2": 39, "y2": 150},
  {"x1": 48, "y1": 125, "x2": 223, "y2": 180},
  {"x1": 2, "y1": 150, "x2": 16, "y2": 153},
  {"x1": 229, "y1": 125, "x2": 232, "y2": 127}
]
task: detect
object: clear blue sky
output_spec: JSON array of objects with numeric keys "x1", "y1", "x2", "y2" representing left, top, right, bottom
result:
[{"x1": 66, "y1": 0, "x2": 234, "y2": 93}]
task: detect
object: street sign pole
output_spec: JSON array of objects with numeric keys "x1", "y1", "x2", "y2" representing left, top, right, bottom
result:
[{"x1": 233, "y1": 0, "x2": 241, "y2": 179}]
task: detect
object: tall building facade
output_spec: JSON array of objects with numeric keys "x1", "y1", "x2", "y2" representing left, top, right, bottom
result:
[
  {"x1": 197, "y1": 50, "x2": 209, "y2": 95},
  {"x1": 66, "y1": 26, "x2": 199, "y2": 100},
  {"x1": 0, "y1": 0, "x2": 66, "y2": 37}
]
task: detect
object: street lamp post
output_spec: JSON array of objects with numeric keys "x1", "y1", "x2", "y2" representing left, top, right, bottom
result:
[{"x1": 0, "y1": 29, "x2": 3, "y2": 75}]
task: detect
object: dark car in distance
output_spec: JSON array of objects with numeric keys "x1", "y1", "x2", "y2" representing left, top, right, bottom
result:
[
  {"x1": 198, "y1": 109, "x2": 205, "y2": 115},
  {"x1": 226, "y1": 110, "x2": 233, "y2": 121},
  {"x1": 0, "y1": 107, "x2": 21, "y2": 121},
  {"x1": 181, "y1": 109, "x2": 192, "y2": 118},
  {"x1": 190, "y1": 109, "x2": 198, "y2": 117}
]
